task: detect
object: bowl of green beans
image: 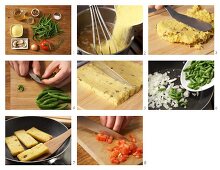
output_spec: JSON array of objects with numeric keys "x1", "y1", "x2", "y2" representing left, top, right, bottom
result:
[{"x1": 180, "y1": 61, "x2": 214, "y2": 92}]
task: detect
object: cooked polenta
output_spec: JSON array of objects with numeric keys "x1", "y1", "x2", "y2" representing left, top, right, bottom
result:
[
  {"x1": 5, "y1": 135, "x2": 25, "y2": 156},
  {"x1": 17, "y1": 143, "x2": 49, "y2": 161},
  {"x1": 157, "y1": 5, "x2": 214, "y2": 49},
  {"x1": 77, "y1": 62, "x2": 142, "y2": 105},
  {"x1": 14, "y1": 130, "x2": 38, "y2": 148},
  {"x1": 27, "y1": 127, "x2": 52, "y2": 143}
]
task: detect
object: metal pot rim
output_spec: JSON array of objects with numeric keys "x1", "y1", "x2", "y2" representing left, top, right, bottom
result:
[{"x1": 77, "y1": 6, "x2": 134, "y2": 55}]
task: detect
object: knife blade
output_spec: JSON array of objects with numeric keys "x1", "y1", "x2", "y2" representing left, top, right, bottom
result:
[
  {"x1": 29, "y1": 70, "x2": 42, "y2": 83},
  {"x1": 77, "y1": 61, "x2": 89, "y2": 68},
  {"x1": 92, "y1": 61, "x2": 132, "y2": 86},
  {"x1": 77, "y1": 116, "x2": 128, "y2": 140},
  {"x1": 165, "y1": 5, "x2": 212, "y2": 32}
]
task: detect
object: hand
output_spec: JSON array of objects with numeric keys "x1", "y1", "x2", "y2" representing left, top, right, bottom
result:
[
  {"x1": 9, "y1": 61, "x2": 41, "y2": 77},
  {"x1": 100, "y1": 116, "x2": 132, "y2": 132},
  {"x1": 41, "y1": 61, "x2": 71, "y2": 88},
  {"x1": 148, "y1": 5, "x2": 164, "y2": 10}
]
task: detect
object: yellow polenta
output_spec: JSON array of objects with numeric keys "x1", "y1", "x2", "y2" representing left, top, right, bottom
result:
[
  {"x1": 104, "y1": 61, "x2": 143, "y2": 92},
  {"x1": 17, "y1": 143, "x2": 49, "y2": 162},
  {"x1": 157, "y1": 5, "x2": 214, "y2": 49},
  {"x1": 5, "y1": 136, "x2": 25, "y2": 156},
  {"x1": 96, "y1": 5, "x2": 143, "y2": 54},
  {"x1": 77, "y1": 62, "x2": 142, "y2": 105}
]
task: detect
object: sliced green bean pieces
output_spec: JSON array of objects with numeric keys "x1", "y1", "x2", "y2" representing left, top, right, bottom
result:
[{"x1": 184, "y1": 61, "x2": 214, "y2": 90}]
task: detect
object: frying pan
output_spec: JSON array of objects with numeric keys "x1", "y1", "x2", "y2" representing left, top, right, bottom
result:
[
  {"x1": 148, "y1": 61, "x2": 214, "y2": 110},
  {"x1": 5, "y1": 116, "x2": 71, "y2": 164}
]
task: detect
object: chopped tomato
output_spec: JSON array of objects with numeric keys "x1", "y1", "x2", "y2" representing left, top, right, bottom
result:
[
  {"x1": 96, "y1": 133, "x2": 142, "y2": 164},
  {"x1": 96, "y1": 132, "x2": 114, "y2": 144},
  {"x1": 129, "y1": 134, "x2": 136, "y2": 143}
]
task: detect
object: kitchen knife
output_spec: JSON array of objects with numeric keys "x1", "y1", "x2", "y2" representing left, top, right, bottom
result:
[
  {"x1": 77, "y1": 116, "x2": 128, "y2": 140},
  {"x1": 92, "y1": 61, "x2": 132, "y2": 86},
  {"x1": 29, "y1": 70, "x2": 42, "y2": 83},
  {"x1": 77, "y1": 61, "x2": 89, "y2": 68},
  {"x1": 164, "y1": 5, "x2": 212, "y2": 32}
]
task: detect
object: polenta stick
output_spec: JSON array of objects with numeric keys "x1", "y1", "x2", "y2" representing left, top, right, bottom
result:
[
  {"x1": 14, "y1": 130, "x2": 38, "y2": 148},
  {"x1": 17, "y1": 143, "x2": 49, "y2": 162},
  {"x1": 27, "y1": 127, "x2": 53, "y2": 143},
  {"x1": 5, "y1": 135, "x2": 25, "y2": 156}
]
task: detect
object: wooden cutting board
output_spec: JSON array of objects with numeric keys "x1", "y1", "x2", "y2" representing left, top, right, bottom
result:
[
  {"x1": 77, "y1": 116, "x2": 143, "y2": 165},
  {"x1": 148, "y1": 5, "x2": 214, "y2": 55},
  {"x1": 77, "y1": 62, "x2": 143, "y2": 110},
  {"x1": 5, "y1": 5, "x2": 71, "y2": 55},
  {"x1": 5, "y1": 61, "x2": 71, "y2": 110}
]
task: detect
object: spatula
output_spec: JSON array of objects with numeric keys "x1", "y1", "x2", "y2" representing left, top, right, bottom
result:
[
  {"x1": 36, "y1": 128, "x2": 71, "y2": 160},
  {"x1": 164, "y1": 5, "x2": 212, "y2": 31}
]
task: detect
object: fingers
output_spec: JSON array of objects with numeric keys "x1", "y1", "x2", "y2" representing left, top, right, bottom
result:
[
  {"x1": 106, "y1": 116, "x2": 116, "y2": 129},
  {"x1": 42, "y1": 61, "x2": 59, "y2": 78},
  {"x1": 18, "y1": 61, "x2": 29, "y2": 76},
  {"x1": 32, "y1": 61, "x2": 41, "y2": 76},
  {"x1": 155, "y1": 5, "x2": 164, "y2": 10},
  {"x1": 41, "y1": 68, "x2": 69, "y2": 86},
  {"x1": 121, "y1": 116, "x2": 132, "y2": 130},
  {"x1": 148, "y1": 5, "x2": 164, "y2": 10},
  {"x1": 148, "y1": 5, "x2": 155, "y2": 9},
  {"x1": 102, "y1": 116, "x2": 131, "y2": 132},
  {"x1": 100, "y1": 116, "x2": 107, "y2": 126},
  {"x1": 113, "y1": 116, "x2": 124, "y2": 132},
  {"x1": 9, "y1": 61, "x2": 29, "y2": 77},
  {"x1": 41, "y1": 61, "x2": 71, "y2": 87},
  {"x1": 55, "y1": 76, "x2": 71, "y2": 88}
]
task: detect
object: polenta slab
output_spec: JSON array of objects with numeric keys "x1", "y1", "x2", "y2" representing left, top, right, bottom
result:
[
  {"x1": 78, "y1": 63, "x2": 135, "y2": 105},
  {"x1": 104, "y1": 61, "x2": 143, "y2": 92},
  {"x1": 5, "y1": 135, "x2": 25, "y2": 156},
  {"x1": 27, "y1": 127, "x2": 52, "y2": 143},
  {"x1": 17, "y1": 143, "x2": 49, "y2": 162},
  {"x1": 14, "y1": 130, "x2": 38, "y2": 148}
]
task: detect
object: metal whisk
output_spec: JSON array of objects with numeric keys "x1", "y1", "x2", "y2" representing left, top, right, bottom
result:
[{"x1": 89, "y1": 5, "x2": 117, "y2": 54}]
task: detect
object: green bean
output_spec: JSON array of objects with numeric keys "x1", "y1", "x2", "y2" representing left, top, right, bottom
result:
[
  {"x1": 36, "y1": 87, "x2": 71, "y2": 110},
  {"x1": 55, "y1": 103, "x2": 69, "y2": 110},
  {"x1": 32, "y1": 15, "x2": 63, "y2": 41},
  {"x1": 184, "y1": 61, "x2": 214, "y2": 90},
  {"x1": 38, "y1": 101, "x2": 60, "y2": 109},
  {"x1": 42, "y1": 98, "x2": 58, "y2": 105},
  {"x1": 48, "y1": 92, "x2": 71, "y2": 101}
]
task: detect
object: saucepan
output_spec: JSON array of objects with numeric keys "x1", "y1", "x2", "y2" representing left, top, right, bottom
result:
[{"x1": 77, "y1": 6, "x2": 134, "y2": 55}]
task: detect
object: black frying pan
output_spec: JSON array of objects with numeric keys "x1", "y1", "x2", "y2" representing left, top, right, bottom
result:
[
  {"x1": 5, "y1": 116, "x2": 70, "y2": 164},
  {"x1": 148, "y1": 61, "x2": 214, "y2": 110}
]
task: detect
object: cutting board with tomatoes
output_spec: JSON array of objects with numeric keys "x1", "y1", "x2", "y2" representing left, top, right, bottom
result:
[
  {"x1": 77, "y1": 116, "x2": 143, "y2": 165},
  {"x1": 148, "y1": 5, "x2": 214, "y2": 55},
  {"x1": 5, "y1": 5, "x2": 71, "y2": 55},
  {"x1": 77, "y1": 62, "x2": 143, "y2": 110},
  {"x1": 5, "y1": 61, "x2": 71, "y2": 110}
]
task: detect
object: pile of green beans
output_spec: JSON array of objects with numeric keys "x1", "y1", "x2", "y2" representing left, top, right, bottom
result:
[
  {"x1": 169, "y1": 88, "x2": 187, "y2": 107},
  {"x1": 36, "y1": 87, "x2": 71, "y2": 110},
  {"x1": 184, "y1": 61, "x2": 214, "y2": 90},
  {"x1": 32, "y1": 15, "x2": 63, "y2": 41}
]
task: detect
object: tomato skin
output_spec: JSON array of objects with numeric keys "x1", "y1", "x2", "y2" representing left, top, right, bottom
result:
[
  {"x1": 40, "y1": 40, "x2": 51, "y2": 51},
  {"x1": 96, "y1": 132, "x2": 114, "y2": 144},
  {"x1": 96, "y1": 133, "x2": 143, "y2": 164}
]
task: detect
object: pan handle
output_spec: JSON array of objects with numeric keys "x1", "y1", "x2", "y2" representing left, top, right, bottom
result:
[{"x1": 43, "y1": 157, "x2": 66, "y2": 165}]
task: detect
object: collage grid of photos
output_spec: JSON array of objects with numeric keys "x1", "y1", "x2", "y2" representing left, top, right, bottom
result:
[{"x1": 3, "y1": 1, "x2": 216, "y2": 168}]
